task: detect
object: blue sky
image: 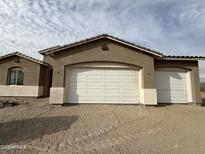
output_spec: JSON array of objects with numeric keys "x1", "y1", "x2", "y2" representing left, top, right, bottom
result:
[{"x1": 0, "y1": 0, "x2": 205, "y2": 81}]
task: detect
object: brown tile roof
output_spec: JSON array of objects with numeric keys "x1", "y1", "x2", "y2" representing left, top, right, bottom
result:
[
  {"x1": 0, "y1": 52, "x2": 48, "y2": 66},
  {"x1": 39, "y1": 33, "x2": 164, "y2": 57}
]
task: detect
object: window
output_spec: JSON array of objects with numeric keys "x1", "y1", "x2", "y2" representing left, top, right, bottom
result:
[{"x1": 7, "y1": 68, "x2": 24, "y2": 85}]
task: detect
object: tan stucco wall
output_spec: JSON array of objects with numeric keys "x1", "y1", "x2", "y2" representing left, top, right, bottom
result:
[
  {"x1": 154, "y1": 60, "x2": 202, "y2": 104},
  {"x1": 44, "y1": 39, "x2": 157, "y2": 104},
  {"x1": 44, "y1": 39, "x2": 155, "y2": 88},
  {"x1": 0, "y1": 56, "x2": 40, "y2": 86},
  {"x1": 0, "y1": 56, "x2": 49, "y2": 97}
]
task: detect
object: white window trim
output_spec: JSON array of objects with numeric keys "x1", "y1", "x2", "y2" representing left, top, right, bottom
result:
[{"x1": 8, "y1": 68, "x2": 24, "y2": 86}]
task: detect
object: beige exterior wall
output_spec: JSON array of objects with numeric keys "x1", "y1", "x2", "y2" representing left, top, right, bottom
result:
[
  {"x1": 49, "y1": 87, "x2": 64, "y2": 104},
  {"x1": 154, "y1": 60, "x2": 202, "y2": 104},
  {"x1": 0, "y1": 85, "x2": 44, "y2": 97},
  {"x1": 0, "y1": 56, "x2": 40, "y2": 86},
  {"x1": 0, "y1": 56, "x2": 49, "y2": 97},
  {"x1": 44, "y1": 39, "x2": 157, "y2": 105}
]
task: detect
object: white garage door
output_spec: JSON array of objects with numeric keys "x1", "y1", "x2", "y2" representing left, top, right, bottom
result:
[
  {"x1": 65, "y1": 67, "x2": 139, "y2": 104},
  {"x1": 155, "y1": 70, "x2": 188, "y2": 103}
]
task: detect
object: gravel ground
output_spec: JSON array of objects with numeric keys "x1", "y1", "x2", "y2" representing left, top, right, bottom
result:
[{"x1": 0, "y1": 98, "x2": 205, "y2": 154}]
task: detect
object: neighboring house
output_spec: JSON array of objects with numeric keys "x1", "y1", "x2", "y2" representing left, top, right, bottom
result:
[
  {"x1": 0, "y1": 52, "x2": 51, "y2": 97},
  {"x1": 0, "y1": 34, "x2": 204, "y2": 105}
]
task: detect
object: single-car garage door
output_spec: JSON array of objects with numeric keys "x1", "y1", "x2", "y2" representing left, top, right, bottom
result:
[
  {"x1": 155, "y1": 70, "x2": 188, "y2": 103},
  {"x1": 65, "y1": 67, "x2": 139, "y2": 104}
]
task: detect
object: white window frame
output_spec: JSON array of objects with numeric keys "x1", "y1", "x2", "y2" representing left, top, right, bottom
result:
[{"x1": 7, "y1": 67, "x2": 24, "y2": 85}]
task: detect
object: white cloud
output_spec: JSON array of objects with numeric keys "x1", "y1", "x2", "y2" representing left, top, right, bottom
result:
[{"x1": 0, "y1": 0, "x2": 204, "y2": 80}]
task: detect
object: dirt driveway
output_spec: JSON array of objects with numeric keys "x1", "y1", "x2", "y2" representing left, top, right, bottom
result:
[{"x1": 0, "y1": 99, "x2": 205, "y2": 154}]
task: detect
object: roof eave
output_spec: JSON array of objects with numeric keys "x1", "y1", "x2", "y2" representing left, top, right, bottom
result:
[
  {"x1": 156, "y1": 57, "x2": 205, "y2": 61},
  {"x1": 39, "y1": 35, "x2": 164, "y2": 57},
  {"x1": 0, "y1": 52, "x2": 49, "y2": 66},
  {"x1": 39, "y1": 36, "x2": 104, "y2": 55},
  {"x1": 106, "y1": 36, "x2": 163, "y2": 57}
]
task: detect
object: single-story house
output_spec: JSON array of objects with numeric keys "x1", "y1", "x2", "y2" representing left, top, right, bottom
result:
[
  {"x1": 0, "y1": 52, "x2": 51, "y2": 97},
  {"x1": 0, "y1": 34, "x2": 204, "y2": 105}
]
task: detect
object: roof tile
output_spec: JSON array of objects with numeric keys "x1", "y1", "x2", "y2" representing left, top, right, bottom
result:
[{"x1": 0, "y1": 52, "x2": 49, "y2": 66}]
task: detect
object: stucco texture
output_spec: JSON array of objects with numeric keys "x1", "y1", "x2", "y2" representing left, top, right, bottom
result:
[
  {"x1": 0, "y1": 56, "x2": 50, "y2": 97},
  {"x1": 0, "y1": 56, "x2": 40, "y2": 86},
  {"x1": 44, "y1": 39, "x2": 156, "y2": 90}
]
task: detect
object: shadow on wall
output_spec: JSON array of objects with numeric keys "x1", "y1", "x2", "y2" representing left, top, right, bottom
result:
[
  {"x1": 155, "y1": 70, "x2": 183, "y2": 103},
  {"x1": 65, "y1": 68, "x2": 90, "y2": 104},
  {"x1": 0, "y1": 116, "x2": 78, "y2": 145},
  {"x1": 201, "y1": 99, "x2": 205, "y2": 106}
]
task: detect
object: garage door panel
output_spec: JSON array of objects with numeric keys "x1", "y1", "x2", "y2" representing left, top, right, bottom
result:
[
  {"x1": 121, "y1": 93, "x2": 138, "y2": 96},
  {"x1": 86, "y1": 97, "x2": 103, "y2": 103},
  {"x1": 104, "y1": 75, "x2": 121, "y2": 81},
  {"x1": 155, "y1": 70, "x2": 188, "y2": 103},
  {"x1": 104, "y1": 96, "x2": 121, "y2": 102},
  {"x1": 69, "y1": 81, "x2": 85, "y2": 87},
  {"x1": 122, "y1": 83, "x2": 137, "y2": 88},
  {"x1": 122, "y1": 88, "x2": 138, "y2": 91},
  {"x1": 68, "y1": 97, "x2": 85, "y2": 103},
  {"x1": 155, "y1": 78, "x2": 186, "y2": 82},
  {"x1": 104, "y1": 84, "x2": 121, "y2": 89},
  {"x1": 169, "y1": 76, "x2": 186, "y2": 80},
  {"x1": 87, "y1": 89, "x2": 103, "y2": 94},
  {"x1": 87, "y1": 75, "x2": 103, "y2": 81},
  {"x1": 70, "y1": 69, "x2": 85, "y2": 74},
  {"x1": 69, "y1": 82, "x2": 86, "y2": 88},
  {"x1": 122, "y1": 76, "x2": 137, "y2": 81},
  {"x1": 104, "y1": 89, "x2": 121, "y2": 94},
  {"x1": 70, "y1": 75, "x2": 86, "y2": 81},
  {"x1": 87, "y1": 92, "x2": 103, "y2": 96},
  {"x1": 69, "y1": 89, "x2": 85, "y2": 95},
  {"x1": 157, "y1": 84, "x2": 186, "y2": 90},
  {"x1": 66, "y1": 67, "x2": 139, "y2": 104},
  {"x1": 156, "y1": 90, "x2": 171, "y2": 102},
  {"x1": 121, "y1": 90, "x2": 137, "y2": 95},
  {"x1": 157, "y1": 90, "x2": 186, "y2": 103},
  {"x1": 170, "y1": 85, "x2": 186, "y2": 90},
  {"x1": 121, "y1": 97, "x2": 137, "y2": 102},
  {"x1": 87, "y1": 82, "x2": 103, "y2": 87},
  {"x1": 104, "y1": 82, "x2": 121, "y2": 87}
]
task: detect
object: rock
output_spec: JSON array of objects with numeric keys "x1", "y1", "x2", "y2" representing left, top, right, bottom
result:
[
  {"x1": 0, "y1": 100, "x2": 18, "y2": 108},
  {"x1": 59, "y1": 143, "x2": 64, "y2": 147}
]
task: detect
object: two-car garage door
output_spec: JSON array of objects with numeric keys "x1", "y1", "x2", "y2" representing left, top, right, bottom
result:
[
  {"x1": 155, "y1": 70, "x2": 189, "y2": 103},
  {"x1": 65, "y1": 67, "x2": 139, "y2": 104},
  {"x1": 65, "y1": 66, "x2": 190, "y2": 104}
]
